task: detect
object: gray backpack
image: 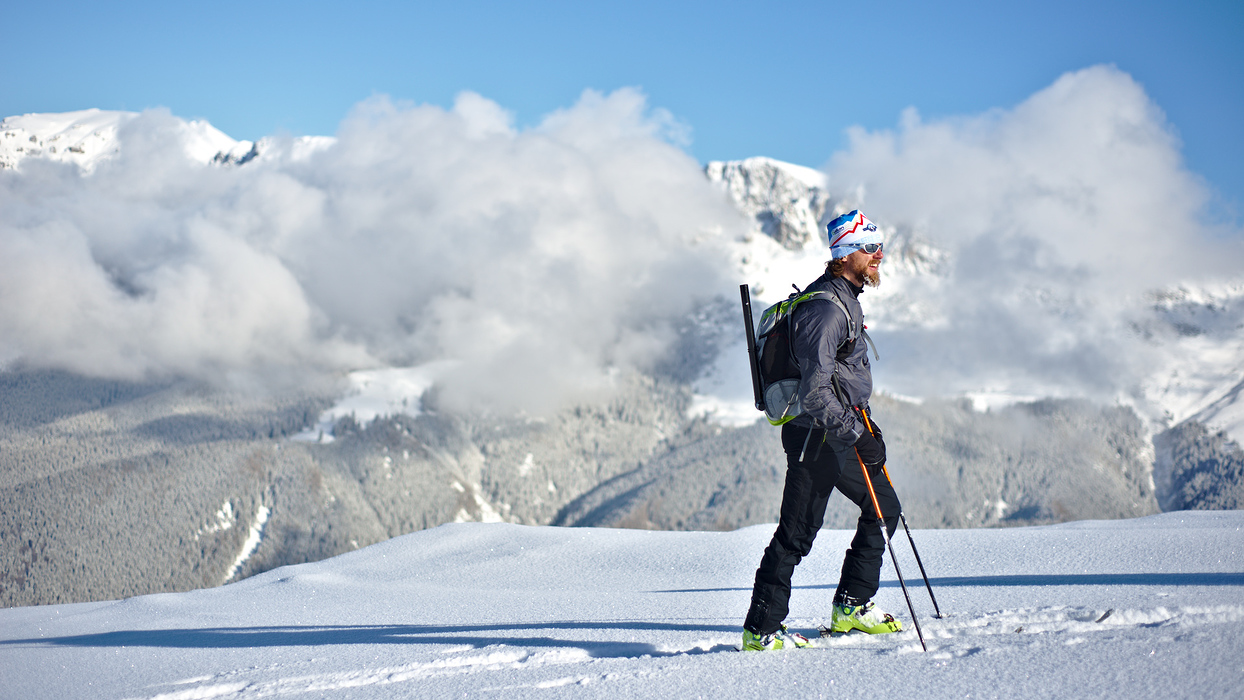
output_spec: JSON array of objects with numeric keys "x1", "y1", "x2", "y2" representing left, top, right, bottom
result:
[{"x1": 741, "y1": 284, "x2": 875, "y2": 425}]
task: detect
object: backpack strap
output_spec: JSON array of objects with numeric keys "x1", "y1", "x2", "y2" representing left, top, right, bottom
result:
[
  {"x1": 861, "y1": 327, "x2": 880, "y2": 361},
  {"x1": 808, "y1": 289, "x2": 880, "y2": 361}
]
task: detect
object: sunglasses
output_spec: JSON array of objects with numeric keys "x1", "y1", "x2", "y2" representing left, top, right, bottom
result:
[{"x1": 846, "y1": 242, "x2": 884, "y2": 254}]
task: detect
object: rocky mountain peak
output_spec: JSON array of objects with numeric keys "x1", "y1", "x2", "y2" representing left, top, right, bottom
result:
[{"x1": 705, "y1": 156, "x2": 840, "y2": 250}]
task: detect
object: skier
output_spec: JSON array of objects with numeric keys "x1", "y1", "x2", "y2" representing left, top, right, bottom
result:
[{"x1": 742, "y1": 209, "x2": 903, "y2": 651}]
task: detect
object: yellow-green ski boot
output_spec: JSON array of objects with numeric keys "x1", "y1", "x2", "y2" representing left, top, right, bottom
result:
[
  {"x1": 741, "y1": 624, "x2": 812, "y2": 651},
  {"x1": 828, "y1": 601, "x2": 903, "y2": 635}
]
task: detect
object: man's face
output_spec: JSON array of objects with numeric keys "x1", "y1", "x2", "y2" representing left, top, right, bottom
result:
[{"x1": 847, "y1": 247, "x2": 883, "y2": 287}]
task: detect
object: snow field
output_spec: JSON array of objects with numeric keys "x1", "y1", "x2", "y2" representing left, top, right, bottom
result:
[{"x1": 1, "y1": 511, "x2": 1241, "y2": 699}]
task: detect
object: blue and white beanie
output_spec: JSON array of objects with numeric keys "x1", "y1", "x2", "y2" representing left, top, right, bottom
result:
[{"x1": 826, "y1": 210, "x2": 882, "y2": 259}]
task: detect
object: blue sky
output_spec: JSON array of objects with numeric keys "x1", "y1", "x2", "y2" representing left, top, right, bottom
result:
[{"x1": 5, "y1": 0, "x2": 1242, "y2": 219}]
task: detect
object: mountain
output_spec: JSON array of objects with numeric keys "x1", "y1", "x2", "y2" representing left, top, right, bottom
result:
[
  {"x1": 0, "y1": 108, "x2": 332, "y2": 172},
  {"x1": 702, "y1": 149, "x2": 1244, "y2": 454},
  {"x1": 1, "y1": 109, "x2": 1240, "y2": 608},
  {"x1": 704, "y1": 156, "x2": 1244, "y2": 449},
  {"x1": 0, "y1": 109, "x2": 252, "y2": 172},
  {"x1": 704, "y1": 157, "x2": 832, "y2": 250},
  {"x1": 704, "y1": 152, "x2": 1244, "y2": 518}
]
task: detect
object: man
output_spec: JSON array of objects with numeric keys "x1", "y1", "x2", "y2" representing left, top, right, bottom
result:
[{"x1": 741, "y1": 209, "x2": 902, "y2": 651}]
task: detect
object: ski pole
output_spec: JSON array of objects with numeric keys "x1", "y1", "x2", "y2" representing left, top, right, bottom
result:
[
  {"x1": 858, "y1": 411, "x2": 945, "y2": 619},
  {"x1": 882, "y1": 466, "x2": 944, "y2": 619},
  {"x1": 854, "y1": 449, "x2": 927, "y2": 651}
]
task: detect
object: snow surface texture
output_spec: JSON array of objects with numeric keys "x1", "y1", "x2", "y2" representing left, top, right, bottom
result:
[{"x1": 1, "y1": 512, "x2": 1241, "y2": 699}]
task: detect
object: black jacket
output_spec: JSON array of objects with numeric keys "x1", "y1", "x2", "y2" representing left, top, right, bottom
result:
[{"x1": 788, "y1": 273, "x2": 872, "y2": 448}]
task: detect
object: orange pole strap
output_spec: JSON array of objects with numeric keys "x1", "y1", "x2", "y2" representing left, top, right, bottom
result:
[
  {"x1": 857, "y1": 409, "x2": 894, "y2": 494},
  {"x1": 856, "y1": 450, "x2": 887, "y2": 522}
]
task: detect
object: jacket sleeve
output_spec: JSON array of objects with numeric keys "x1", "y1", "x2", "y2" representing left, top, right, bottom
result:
[{"x1": 792, "y1": 300, "x2": 865, "y2": 446}]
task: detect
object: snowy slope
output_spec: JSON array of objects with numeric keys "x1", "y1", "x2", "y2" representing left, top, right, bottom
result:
[
  {"x1": 1141, "y1": 281, "x2": 1244, "y2": 441},
  {"x1": 0, "y1": 512, "x2": 1240, "y2": 699}
]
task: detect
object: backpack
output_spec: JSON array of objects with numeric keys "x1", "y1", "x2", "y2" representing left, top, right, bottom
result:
[{"x1": 744, "y1": 284, "x2": 875, "y2": 426}]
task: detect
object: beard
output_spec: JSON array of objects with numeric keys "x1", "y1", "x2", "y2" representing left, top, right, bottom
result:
[{"x1": 851, "y1": 254, "x2": 882, "y2": 287}]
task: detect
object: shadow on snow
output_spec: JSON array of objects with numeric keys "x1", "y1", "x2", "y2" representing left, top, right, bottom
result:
[
  {"x1": 656, "y1": 572, "x2": 1244, "y2": 593},
  {"x1": 0, "y1": 620, "x2": 739, "y2": 657}
]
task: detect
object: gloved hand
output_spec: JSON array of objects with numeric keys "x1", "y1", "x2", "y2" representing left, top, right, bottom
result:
[
  {"x1": 853, "y1": 430, "x2": 886, "y2": 468},
  {"x1": 865, "y1": 415, "x2": 885, "y2": 450},
  {"x1": 855, "y1": 407, "x2": 886, "y2": 457},
  {"x1": 866, "y1": 416, "x2": 885, "y2": 455}
]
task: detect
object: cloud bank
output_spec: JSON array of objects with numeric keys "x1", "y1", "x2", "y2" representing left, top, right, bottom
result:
[
  {"x1": 5, "y1": 67, "x2": 1238, "y2": 417},
  {"x1": 825, "y1": 65, "x2": 1244, "y2": 402},
  {"x1": 0, "y1": 90, "x2": 740, "y2": 412}
]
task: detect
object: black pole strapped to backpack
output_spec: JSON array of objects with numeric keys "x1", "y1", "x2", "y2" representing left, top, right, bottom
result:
[{"x1": 740, "y1": 284, "x2": 766, "y2": 412}]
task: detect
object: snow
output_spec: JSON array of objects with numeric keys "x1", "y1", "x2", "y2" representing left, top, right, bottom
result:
[
  {"x1": 195, "y1": 502, "x2": 237, "y2": 540},
  {"x1": 1139, "y1": 281, "x2": 1244, "y2": 441},
  {"x1": 0, "y1": 109, "x2": 335, "y2": 173},
  {"x1": 744, "y1": 156, "x2": 829, "y2": 190},
  {"x1": 962, "y1": 391, "x2": 1047, "y2": 413},
  {"x1": 687, "y1": 338, "x2": 761, "y2": 428},
  {"x1": 0, "y1": 109, "x2": 132, "y2": 172},
  {"x1": 0, "y1": 109, "x2": 254, "y2": 172},
  {"x1": 291, "y1": 363, "x2": 459, "y2": 442},
  {"x1": 222, "y1": 505, "x2": 271, "y2": 585},
  {"x1": 1, "y1": 511, "x2": 1240, "y2": 699}
]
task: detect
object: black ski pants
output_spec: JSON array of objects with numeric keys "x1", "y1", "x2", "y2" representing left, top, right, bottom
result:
[{"x1": 744, "y1": 422, "x2": 901, "y2": 635}]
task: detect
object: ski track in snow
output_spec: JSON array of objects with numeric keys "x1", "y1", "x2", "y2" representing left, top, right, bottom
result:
[
  {"x1": 3, "y1": 512, "x2": 1241, "y2": 699},
  {"x1": 120, "y1": 604, "x2": 1244, "y2": 698}
]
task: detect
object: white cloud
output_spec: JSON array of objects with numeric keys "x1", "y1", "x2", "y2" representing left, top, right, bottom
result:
[
  {"x1": 0, "y1": 90, "x2": 742, "y2": 410},
  {"x1": 825, "y1": 65, "x2": 1244, "y2": 401}
]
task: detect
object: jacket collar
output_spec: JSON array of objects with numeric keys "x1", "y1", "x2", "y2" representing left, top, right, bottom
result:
[{"x1": 829, "y1": 273, "x2": 864, "y2": 298}]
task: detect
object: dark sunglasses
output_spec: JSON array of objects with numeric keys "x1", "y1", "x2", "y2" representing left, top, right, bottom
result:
[{"x1": 847, "y1": 242, "x2": 883, "y2": 254}]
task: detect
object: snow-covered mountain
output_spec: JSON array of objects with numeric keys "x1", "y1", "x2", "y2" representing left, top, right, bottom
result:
[
  {"x1": 1, "y1": 108, "x2": 1240, "y2": 609},
  {"x1": 703, "y1": 153, "x2": 1244, "y2": 449},
  {"x1": 0, "y1": 109, "x2": 332, "y2": 172},
  {"x1": 8, "y1": 107, "x2": 1233, "y2": 447},
  {"x1": 0, "y1": 109, "x2": 252, "y2": 171},
  {"x1": 704, "y1": 157, "x2": 833, "y2": 250}
]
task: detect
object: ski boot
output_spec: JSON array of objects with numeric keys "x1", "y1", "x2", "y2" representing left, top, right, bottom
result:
[
  {"x1": 826, "y1": 601, "x2": 903, "y2": 635},
  {"x1": 741, "y1": 624, "x2": 811, "y2": 651}
]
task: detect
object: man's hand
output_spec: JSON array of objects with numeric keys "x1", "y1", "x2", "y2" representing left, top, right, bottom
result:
[
  {"x1": 868, "y1": 419, "x2": 885, "y2": 459},
  {"x1": 853, "y1": 430, "x2": 886, "y2": 468},
  {"x1": 857, "y1": 408, "x2": 886, "y2": 460}
]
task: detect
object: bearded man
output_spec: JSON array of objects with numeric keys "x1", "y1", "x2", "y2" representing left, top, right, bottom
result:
[{"x1": 741, "y1": 209, "x2": 903, "y2": 651}]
